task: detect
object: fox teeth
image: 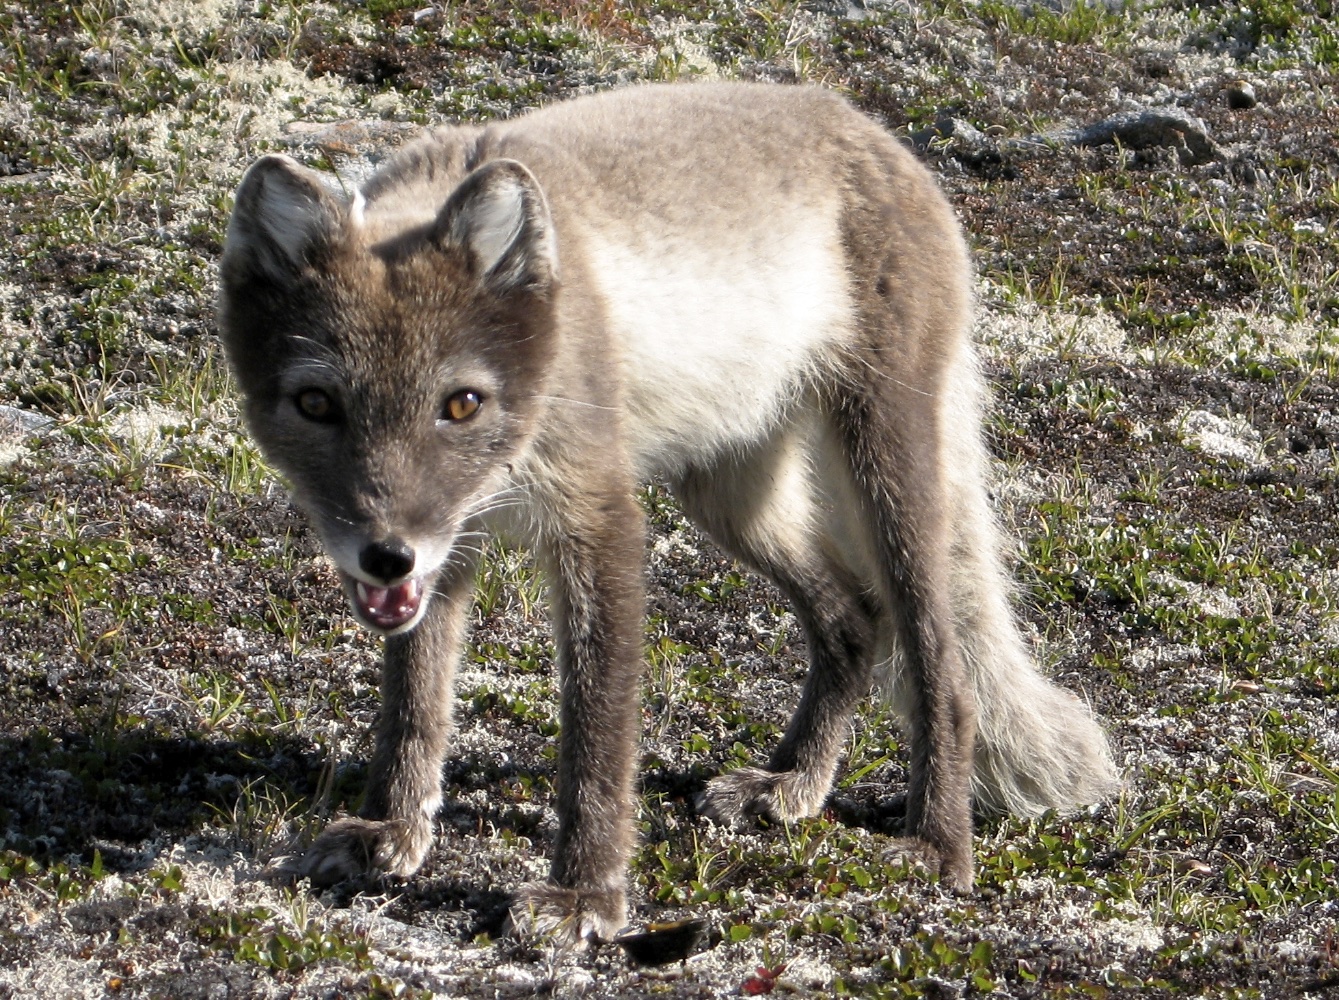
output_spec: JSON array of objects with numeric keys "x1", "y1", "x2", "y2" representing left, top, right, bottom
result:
[{"x1": 350, "y1": 576, "x2": 423, "y2": 631}]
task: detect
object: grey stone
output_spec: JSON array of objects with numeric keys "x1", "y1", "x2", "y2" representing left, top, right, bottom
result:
[
  {"x1": 0, "y1": 404, "x2": 54, "y2": 440},
  {"x1": 1069, "y1": 107, "x2": 1223, "y2": 165}
]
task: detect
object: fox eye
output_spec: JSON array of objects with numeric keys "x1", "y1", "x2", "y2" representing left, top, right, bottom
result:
[
  {"x1": 442, "y1": 389, "x2": 482, "y2": 423},
  {"x1": 295, "y1": 388, "x2": 336, "y2": 422}
]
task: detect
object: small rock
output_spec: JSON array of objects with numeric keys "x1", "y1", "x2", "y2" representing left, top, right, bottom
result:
[
  {"x1": 999, "y1": 107, "x2": 1222, "y2": 166},
  {"x1": 1073, "y1": 107, "x2": 1222, "y2": 165},
  {"x1": 910, "y1": 116, "x2": 999, "y2": 164},
  {"x1": 0, "y1": 404, "x2": 53, "y2": 440},
  {"x1": 369, "y1": 92, "x2": 401, "y2": 118},
  {"x1": 1226, "y1": 80, "x2": 1257, "y2": 109},
  {"x1": 614, "y1": 918, "x2": 715, "y2": 967},
  {"x1": 1177, "y1": 858, "x2": 1213, "y2": 875}
]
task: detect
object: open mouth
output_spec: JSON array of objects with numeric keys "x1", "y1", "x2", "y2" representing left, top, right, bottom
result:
[{"x1": 350, "y1": 576, "x2": 424, "y2": 631}]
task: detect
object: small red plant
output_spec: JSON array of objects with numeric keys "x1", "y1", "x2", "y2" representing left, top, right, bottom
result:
[{"x1": 741, "y1": 962, "x2": 787, "y2": 995}]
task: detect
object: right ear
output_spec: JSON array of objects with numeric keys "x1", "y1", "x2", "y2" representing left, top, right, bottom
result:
[
  {"x1": 432, "y1": 159, "x2": 557, "y2": 296},
  {"x1": 223, "y1": 154, "x2": 343, "y2": 283}
]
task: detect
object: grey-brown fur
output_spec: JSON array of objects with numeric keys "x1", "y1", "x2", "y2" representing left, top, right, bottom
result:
[{"x1": 218, "y1": 82, "x2": 1118, "y2": 946}]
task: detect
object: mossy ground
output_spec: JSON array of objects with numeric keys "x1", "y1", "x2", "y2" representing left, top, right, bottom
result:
[{"x1": 1, "y1": 1, "x2": 1337, "y2": 997}]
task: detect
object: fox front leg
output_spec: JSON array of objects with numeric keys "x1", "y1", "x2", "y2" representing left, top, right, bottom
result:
[
  {"x1": 509, "y1": 485, "x2": 646, "y2": 947},
  {"x1": 294, "y1": 556, "x2": 474, "y2": 886}
]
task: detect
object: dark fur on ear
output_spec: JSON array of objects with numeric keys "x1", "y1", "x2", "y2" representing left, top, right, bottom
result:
[
  {"x1": 431, "y1": 159, "x2": 557, "y2": 295},
  {"x1": 222, "y1": 154, "x2": 344, "y2": 284}
]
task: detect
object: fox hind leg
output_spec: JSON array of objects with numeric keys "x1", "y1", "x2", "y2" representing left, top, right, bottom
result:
[
  {"x1": 829, "y1": 364, "x2": 979, "y2": 889},
  {"x1": 678, "y1": 421, "x2": 880, "y2": 827}
]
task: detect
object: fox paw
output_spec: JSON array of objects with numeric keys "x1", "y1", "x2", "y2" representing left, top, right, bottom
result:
[
  {"x1": 506, "y1": 882, "x2": 627, "y2": 949},
  {"x1": 884, "y1": 836, "x2": 973, "y2": 893},
  {"x1": 269, "y1": 816, "x2": 432, "y2": 887},
  {"x1": 697, "y1": 766, "x2": 827, "y2": 827}
]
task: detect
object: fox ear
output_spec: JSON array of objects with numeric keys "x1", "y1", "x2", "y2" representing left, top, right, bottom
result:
[
  {"x1": 434, "y1": 159, "x2": 556, "y2": 295},
  {"x1": 223, "y1": 154, "x2": 342, "y2": 282}
]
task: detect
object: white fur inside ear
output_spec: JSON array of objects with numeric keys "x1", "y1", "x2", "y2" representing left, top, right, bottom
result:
[
  {"x1": 464, "y1": 180, "x2": 526, "y2": 275},
  {"x1": 251, "y1": 165, "x2": 332, "y2": 268}
]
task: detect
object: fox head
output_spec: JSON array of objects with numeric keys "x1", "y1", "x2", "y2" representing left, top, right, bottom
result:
[{"x1": 218, "y1": 153, "x2": 559, "y2": 634}]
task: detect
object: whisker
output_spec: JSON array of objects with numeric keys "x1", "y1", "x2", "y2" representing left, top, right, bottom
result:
[
  {"x1": 464, "y1": 500, "x2": 527, "y2": 521},
  {"x1": 842, "y1": 352, "x2": 933, "y2": 397},
  {"x1": 301, "y1": 498, "x2": 357, "y2": 529},
  {"x1": 285, "y1": 338, "x2": 348, "y2": 377},
  {"x1": 526, "y1": 394, "x2": 618, "y2": 411},
  {"x1": 460, "y1": 483, "x2": 532, "y2": 521}
]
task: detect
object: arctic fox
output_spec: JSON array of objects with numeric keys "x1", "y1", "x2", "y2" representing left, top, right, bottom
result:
[{"x1": 219, "y1": 82, "x2": 1117, "y2": 945}]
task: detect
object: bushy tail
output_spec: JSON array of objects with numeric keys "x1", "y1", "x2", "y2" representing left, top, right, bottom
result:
[{"x1": 950, "y1": 527, "x2": 1120, "y2": 816}]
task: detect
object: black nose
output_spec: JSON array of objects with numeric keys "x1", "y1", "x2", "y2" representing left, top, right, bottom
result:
[{"x1": 360, "y1": 538, "x2": 416, "y2": 581}]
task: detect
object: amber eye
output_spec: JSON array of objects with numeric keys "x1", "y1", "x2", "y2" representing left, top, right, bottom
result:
[
  {"x1": 442, "y1": 389, "x2": 482, "y2": 423},
  {"x1": 295, "y1": 388, "x2": 336, "y2": 422}
]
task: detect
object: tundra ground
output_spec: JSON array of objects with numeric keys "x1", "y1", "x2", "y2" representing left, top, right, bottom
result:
[{"x1": 1, "y1": 2, "x2": 1337, "y2": 997}]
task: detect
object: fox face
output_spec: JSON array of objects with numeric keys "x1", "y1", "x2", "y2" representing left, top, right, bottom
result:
[{"x1": 219, "y1": 155, "x2": 558, "y2": 633}]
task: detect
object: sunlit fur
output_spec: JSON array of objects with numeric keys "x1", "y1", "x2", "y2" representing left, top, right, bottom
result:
[{"x1": 219, "y1": 82, "x2": 1119, "y2": 947}]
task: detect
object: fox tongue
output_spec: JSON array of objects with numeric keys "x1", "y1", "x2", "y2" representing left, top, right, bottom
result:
[{"x1": 354, "y1": 578, "x2": 423, "y2": 630}]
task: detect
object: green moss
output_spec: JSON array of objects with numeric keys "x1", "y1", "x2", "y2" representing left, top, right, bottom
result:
[
  {"x1": 972, "y1": 0, "x2": 1134, "y2": 45},
  {"x1": 195, "y1": 903, "x2": 373, "y2": 974}
]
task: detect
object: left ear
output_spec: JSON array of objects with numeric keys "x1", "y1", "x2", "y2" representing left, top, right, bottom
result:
[{"x1": 432, "y1": 159, "x2": 557, "y2": 295}]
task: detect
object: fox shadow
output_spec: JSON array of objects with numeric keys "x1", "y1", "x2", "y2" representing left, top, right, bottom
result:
[
  {"x1": 0, "y1": 723, "x2": 329, "y2": 870},
  {"x1": 0, "y1": 722, "x2": 535, "y2": 937},
  {"x1": 1, "y1": 721, "x2": 926, "y2": 940}
]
